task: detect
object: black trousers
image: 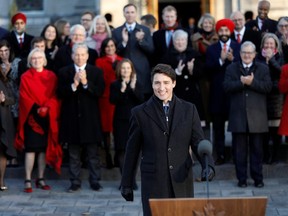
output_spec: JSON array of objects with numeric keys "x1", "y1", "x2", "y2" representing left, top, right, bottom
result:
[
  {"x1": 68, "y1": 143, "x2": 101, "y2": 186},
  {"x1": 232, "y1": 133, "x2": 263, "y2": 183},
  {"x1": 212, "y1": 114, "x2": 227, "y2": 158}
]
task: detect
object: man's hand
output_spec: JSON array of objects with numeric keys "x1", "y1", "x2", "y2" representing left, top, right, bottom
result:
[
  {"x1": 201, "y1": 166, "x2": 215, "y2": 181},
  {"x1": 136, "y1": 29, "x2": 145, "y2": 42},
  {"x1": 121, "y1": 186, "x2": 134, "y2": 201}
]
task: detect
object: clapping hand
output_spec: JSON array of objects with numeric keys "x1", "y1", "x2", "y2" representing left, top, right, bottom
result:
[
  {"x1": 136, "y1": 29, "x2": 145, "y2": 42},
  {"x1": 130, "y1": 74, "x2": 137, "y2": 90},
  {"x1": 176, "y1": 60, "x2": 185, "y2": 75},
  {"x1": 187, "y1": 58, "x2": 195, "y2": 75},
  {"x1": 0, "y1": 91, "x2": 5, "y2": 102}
]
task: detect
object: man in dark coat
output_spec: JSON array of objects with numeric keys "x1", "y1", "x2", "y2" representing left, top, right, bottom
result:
[
  {"x1": 120, "y1": 64, "x2": 215, "y2": 216},
  {"x1": 57, "y1": 43, "x2": 104, "y2": 192},
  {"x1": 223, "y1": 41, "x2": 272, "y2": 188},
  {"x1": 230, "y1": 11, "x2": 262, "y2": 52},
  {"x1": 205, "y1": 18, "x2": 240, "y2": 165},
  {"x1": 112, "y1": 3, "x2": 154, "y2": 99},
  {"x1": 245, "y1": 0, "x2": 277, "y2": 36},
  {"x1": 152, "y1": 5, "x2": 191, "y2": 66},
  {"x1": 4, "y1": 12, "x2": 34, "y2": 59}
]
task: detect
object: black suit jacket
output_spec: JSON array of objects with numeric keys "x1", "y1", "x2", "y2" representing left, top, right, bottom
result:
[
  {"x1": 54, "y1": 44, "x2": 98, "y2": 74},
  {"x1": 245, "y1": 16, "x2": 277, "y2": 35},
  {"x1": 4, "y1": 31, "x2": 34, "y2": 59},
  {"x1": 57, "y1": 64, "x2": 104, "y2": 144},
  {"x1": 231, "y1": 28, "x2": 262, "y2": 52}
]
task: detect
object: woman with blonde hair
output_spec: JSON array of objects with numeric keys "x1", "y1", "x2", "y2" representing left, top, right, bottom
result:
[
  {"x1": 86, "y1": 15, "x2": 112, "y2": 55},
  {"x1": 15, "y1": 48, "x2": 62, "y2": 193}
]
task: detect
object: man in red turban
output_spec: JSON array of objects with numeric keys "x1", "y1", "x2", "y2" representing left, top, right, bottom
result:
[
  {"x1": 3, "y1": 12, "x2": 34, "y2": 59},
  {"x1": 205, "y1": 18, "x2": 241, "y2": 166}
]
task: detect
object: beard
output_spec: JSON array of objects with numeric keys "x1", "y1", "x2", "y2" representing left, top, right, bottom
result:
[{"x1": 219, "y1": 35, "x2": 230, "y2": 43}]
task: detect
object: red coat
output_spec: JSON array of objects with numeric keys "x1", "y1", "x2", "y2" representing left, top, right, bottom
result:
[
  {"x1": 96, "y1": 55, "x2": 122, "y2": 132},
  {"x1": 15, "y1": 68, "x2": 62, "y2": 174},
  {"x1": 279, "y1": 64, "x2": 288, "y2": 135}
]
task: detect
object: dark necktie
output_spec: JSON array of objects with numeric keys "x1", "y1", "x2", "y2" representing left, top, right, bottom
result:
[
  {"x1": 19, "y1": 37, "x2": 23, "y2": 48},
  {"x1": 245, "y1": 67, "x2": 250, "y2": 75}
]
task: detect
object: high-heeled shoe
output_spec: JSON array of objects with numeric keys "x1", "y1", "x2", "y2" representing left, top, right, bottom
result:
[
  {"x1": 35, "y1": 178, "x2": 51, "y2": 190},
  {"x1": 24, "y1": 180, "x2": 33, "y2": 193},
  {"x1": 0, "y1": 185, "x2": 8, "y2": 191}
]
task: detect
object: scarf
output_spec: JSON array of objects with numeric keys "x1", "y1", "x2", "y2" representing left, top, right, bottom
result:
[
  {"x1": 14, "y1": 68, "x2": 62, "y2": 174},
  {"x1": 92, "y1": 33, "x2": 108, "y2": 55}
]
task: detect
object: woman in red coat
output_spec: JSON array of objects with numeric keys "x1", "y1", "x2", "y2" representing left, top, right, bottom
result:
[
  {"x1": 14, "y1": 48, "x2": 62, "y2": 193},
  {"x1": 279, "y1": 64, "x2": 288, "y2": 135},
  {"x1": 96, "y1": 38, "x2": 122, "y2": 168}
]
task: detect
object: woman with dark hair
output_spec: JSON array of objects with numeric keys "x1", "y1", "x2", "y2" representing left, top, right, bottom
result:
[
  {"x1": 95, "y1": 38, "x2": 122, "y2": 168},
  {"x1": 0, "y1": 39, "x2": 21, "y2": 167},
  {"x1": 110, "y1": 59, "x2": 144, "y2": 188},
  {"x1": 15, "y1": 48, "x2": 62, "y2": 193},
  {"x1": 256, "y1": 33, "x2": 284, "y2": 164},
  {"x1": 0, "y1": 41, "x2": 17, "y2": 191},
  {"x1": 40, "y1": 24, "x2": 61, "y2": 70}
]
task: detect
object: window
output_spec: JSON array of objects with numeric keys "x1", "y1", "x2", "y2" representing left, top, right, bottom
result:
[{"x1": 16, "y1": 0, "x2": 43, "y2": 11}]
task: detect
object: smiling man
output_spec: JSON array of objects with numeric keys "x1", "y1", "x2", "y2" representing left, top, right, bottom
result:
[
  {"x1": 205, "y1": 18, "x2": 241, "y2": 165},
  {"x1": 120, "y1": 64, "x2": 215, "y2": 216},
  {"x1": 223, "y1": 41, "x2": 272, "y2": 188}
]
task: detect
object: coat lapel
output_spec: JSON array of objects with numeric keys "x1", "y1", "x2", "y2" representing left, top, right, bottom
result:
[{"x1": 143, "y1": 97, "x2": 167, "y2": 132}]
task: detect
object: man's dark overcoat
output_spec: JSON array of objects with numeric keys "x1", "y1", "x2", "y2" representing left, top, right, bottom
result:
[
  {"x1": 57, "y1": 64, "x2": 104, "y2": 144},
  {"x1": 223, "y1": 61, "x2": 272, "y2": 132},
  {"x1": 121, "y1": 95, "x2": 207, "y2": 216}
]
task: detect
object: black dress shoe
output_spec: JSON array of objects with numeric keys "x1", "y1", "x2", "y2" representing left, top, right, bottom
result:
[
  {"x1": 90, "y1": 183, "x2": 103, "y2": 191},
  {"x1": 237, "y1": 181, "x2": 247, "y2": 188},
  {"x1": 255, "y1": 181, "x2": 264, "y2": 188},
  {"x1": 67, "y1": 184, "x2": 81, "y2": 193},
  {"x1": 215, "y1": 157, "x2": 225, "y2": 165}
]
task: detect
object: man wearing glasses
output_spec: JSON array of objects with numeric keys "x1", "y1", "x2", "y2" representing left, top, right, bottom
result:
[{"x1": 223, "y1": 41, "x2": 272, "y2": 188}]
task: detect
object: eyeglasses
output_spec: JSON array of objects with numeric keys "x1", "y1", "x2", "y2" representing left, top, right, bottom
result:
[
  {"x1": 278, "y1": 24, "x2": 288, "y2": 28},
  {"x1": 232, "y1": 18, "x2": 243, "y2": 22},
  {"x1": 241, "y1": 51, "x2": 255, "y2": 55},
  {"x1": 81, "y1": 19, "x2": 92, "y2": 22}
]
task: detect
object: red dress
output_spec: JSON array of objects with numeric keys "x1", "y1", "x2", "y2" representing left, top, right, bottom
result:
[
  {"x1": 279, "y1": 64, "x2": 288, "y2": 135},
  {"x1": 96, "y1": 55, "x2": 122, "y2": 132},
  {"x1": 14, "y1": 68, "x2": 62, "y2": 174}
]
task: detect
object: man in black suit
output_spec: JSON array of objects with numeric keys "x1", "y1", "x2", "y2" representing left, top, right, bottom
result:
[
  {"x1": 223, "y1": 41, "x2": 272, "y2": 188},
  {"x1": 54, "y1": 24, "x2": 98, "y2": 74},
  {"x1": 205, "y1": 19, "x2": 241, "y2": 165},
  {"x1": 4, "y1": 12, "x2": 34, "y2": 59},
  {"x1": 245, "y1": 0, "x2": 277, "y2": 36},
  {"x1": 120, "y1": 64, "x2": 215, "y2": 216},
  {"x1": 57, "y1": 43, "x2": 104, "y2": 193},
  {"x1": 152, "y1": 5, "x2": 190, "y2": 66},
  {"x1": 112, "y1": 3, "x2": 154, "y2": 99},
  {"x1": 230, "y1": 11, "x2": 262, "y2": 52}
]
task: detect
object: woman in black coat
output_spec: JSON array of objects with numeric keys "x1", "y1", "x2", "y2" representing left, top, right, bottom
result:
[
  {"x1": 256, "y1": 33, "x2": 284, "y2": 164},
  {"x1": 160, "y1": 29, "x2": 205, "y2": 121},
  {"x1": 110, "y1": 59, "x2": 144, "y2": 185}
]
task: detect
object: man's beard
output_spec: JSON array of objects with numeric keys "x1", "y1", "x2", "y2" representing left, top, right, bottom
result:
[{"x1": 219, "y1": 35, "x2": 230, "y2": 43}]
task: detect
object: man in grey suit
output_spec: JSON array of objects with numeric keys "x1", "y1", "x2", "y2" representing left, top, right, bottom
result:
[
  {"x1": 112, "y1": 3, "x2": 154, "y2": 99},
  {"x1": 223, "y1": 41, "x2": 272, "y2": 188},
  {"x1": 120, "y1": 64, "x2": 215, "y2": 216}
]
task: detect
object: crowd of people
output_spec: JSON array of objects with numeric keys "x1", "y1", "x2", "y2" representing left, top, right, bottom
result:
[{"x1": 0, "y1": 1, "x2": 287, "y2": 214}]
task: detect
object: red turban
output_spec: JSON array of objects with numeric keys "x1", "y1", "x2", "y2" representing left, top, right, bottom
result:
[
  {"x1": 215, "y1": 18, "x2": 235, "y2": 33},
  {"x1": 11, "y1": 12, "x2": 27, "y2": 25}
]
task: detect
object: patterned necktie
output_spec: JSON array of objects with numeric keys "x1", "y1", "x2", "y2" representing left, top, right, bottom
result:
[
  {"x1": 237, "y1": 34, "x2": 241, "y2": 43},
  {"x1": 163, "y1": 105, "x2": 169, "y2": 116},
  {"x1": 223, "y1": 43, "x2": 227, "y2": 52}
]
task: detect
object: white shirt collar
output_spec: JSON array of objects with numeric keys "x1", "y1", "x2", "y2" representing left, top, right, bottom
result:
[
  {"x1": 125, "y1": 22, "x2": 136, "y2": 31},
  {"x1": 234, "y1": 26, "x2": 245, "y2": 36},
  {"x1": 220, "y1": 39, "x2": 231, "y2": 48},
  {"x1": 243, "y1": 63, "x2": 252, "y2": 68},
  {"x1": 74, "y1": 64, "x2": 87, "y2": 72}
]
